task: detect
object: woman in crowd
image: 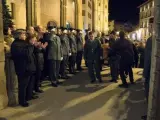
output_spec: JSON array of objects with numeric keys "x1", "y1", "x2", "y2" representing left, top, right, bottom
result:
[{"x1": 4, "y1": 27, "x2": 17, "y2": 106}]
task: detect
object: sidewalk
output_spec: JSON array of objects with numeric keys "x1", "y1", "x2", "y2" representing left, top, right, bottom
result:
[{"x1": 0, "y1": 67, "x2": 146, "y2": 120}]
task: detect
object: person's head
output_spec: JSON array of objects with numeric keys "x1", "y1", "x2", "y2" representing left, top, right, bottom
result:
[
  {"x1": 51, "y1": 28, "x2": 57, "y2": 35},
  {"x1": 27, "y1": 26, "x2": 35, "y2": 35},
  {"x1": 97, "y1": 31, "x2": 101, "y2": 38},
  {"x1": 3, "y1": 27, "x2": 12, "y2": 35},
  {"x1": 72, "y1": 30, "x2": 77, "y2": 35},
  {"x1": 89, "y1": 31, "x2": 94, "y2": 41},
  {"x1": 26, "y1": 35, "x2": 37, "y2": 45},
  {"x1": 101, "y1": 32, "x2": 105, "y2": 37},
  {"x1": 109, "y1": 31, "x2": 116, "y2": 39},
  {"x1": 58, "y1": 29, "x2": 62, "y2": 35},
  {"x1": 17, "y1": 30, "x2": 26, "y2": 40},
  {"x1": 149, "y1": 17, "x2": 154, "y2": 35},
  {"x1": 10, "y1": 24, "x2": 16, "y2": 31},
  {"x1": 63, "y1": 29, "x2": 68, "y2": 35},
  {"x1": 119, "y1": 31, "x2": 125, "y2": 39}
]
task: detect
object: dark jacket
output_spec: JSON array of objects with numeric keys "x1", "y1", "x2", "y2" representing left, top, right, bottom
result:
[
  {"x1": 11, "y1": 39, "x2": 36, "y2": 76},
  {"x1": 143, "y1": 37, "x2": 152, "y2": 80},
  {"x1": 69, "y1": 35, "x2": 77, "y2": 54},
  {"x1": 76, "y1": 35, "x2": 83, "y2": 52},
  {"x1": 34, "y1": 47, "x2": 44, "y2": 71},
  {"x1": 112, "y1": 38, "x2": 134, "y2": 66},
  {"x1": 61, "y1": 34, "x2": 71, "y2": 56},
  {"x1": 84, "y1": 39, "x2": 102, "y2": 61},
  {"x1": 47, "y1": 34, "x2": 63, "y2": 60}
]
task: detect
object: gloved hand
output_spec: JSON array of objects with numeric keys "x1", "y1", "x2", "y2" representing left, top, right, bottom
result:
[{"x1": 61, "y1": 57, "x2": 63, "y2": 61}]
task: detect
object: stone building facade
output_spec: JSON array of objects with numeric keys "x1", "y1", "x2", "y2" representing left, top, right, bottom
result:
[
  {"x1": 82, "y1": 0, "x2": 109, "y2": 33},
  {"x1": 6, "y1": 0, "x2": 83, "y2": 29},
  {"x1": 138, "y1": 0, "x2": 154, "y2": 40}
]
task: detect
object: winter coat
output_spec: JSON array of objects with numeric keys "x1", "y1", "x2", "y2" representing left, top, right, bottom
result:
[
  {"x1": 11, "y1": 39, "x2": 36, "y2": 76},
  {"x1": 47, "y1": 34, "x2": 63, "y2": 60},
  {"x1": 61, "y1": 34, "x2": 71, "y2": 56},
  {"x1": 84, "y1": 39, "x2": 103, "y2": 62}
]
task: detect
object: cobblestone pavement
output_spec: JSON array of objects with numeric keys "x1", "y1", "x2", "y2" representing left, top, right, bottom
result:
[{"x1": 0, "y1": 67, "x2": 147, "y2": 120}]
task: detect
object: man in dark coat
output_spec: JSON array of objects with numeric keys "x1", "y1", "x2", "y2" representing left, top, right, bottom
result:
[
  {"x1": 11, "y1": 31, "x2": 37, "y2": 107},
  {"x1": 112, "y1": 31, "x2": 134, "y2": 88},
  {"x1": 108, "y1": 31, "x2": 120, "y2": 83},
  {"x1": 84, "y1": 31, "x2": 103, "y2": 83},
  {"x1": 47, "y1": 28, "x2": 63, "y2": 87}
]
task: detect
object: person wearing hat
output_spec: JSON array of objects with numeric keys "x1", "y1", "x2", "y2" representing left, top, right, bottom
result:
[
  {"x1": 11, "y1": 30, "x2": 37, "y2": 107},
  {"x1": 68, "y1": 29, "x2": 77, "y2": 74},
  {"x1": 76, "y1": 30, "x2": 84, "y2": 71},
  {"x1": 59, "y1": 29, "x2": 71, "y2": 79},
  {"x1": 47, "y1": 28, "x2": 63, "y2": 87}
]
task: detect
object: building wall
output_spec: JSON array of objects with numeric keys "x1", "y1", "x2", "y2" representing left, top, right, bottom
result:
[
  {"x1": 7, "y1": 0, "x2": 26, "y2": 29},
  {"x1": 66, "y1": 0, "x2": 75, "y2": 28},
  {"x1": 0, "y1": 1, "x2": 8, "y2": 110},
  {"x1": 82, "y1": 0, "x2": 92, "y2": 30},
  {"x1": 139, "y1": 0, "x2": 154, "y2": 40},
  {"x1": 93, "y1": 0, "x2": 109, "y2": 34},
  {"x1": 109, "y1": 20, "x2": 115, "y2": 32},
  {"x1": 40, "y1": 0, "x2": 60, "y2": 27}
]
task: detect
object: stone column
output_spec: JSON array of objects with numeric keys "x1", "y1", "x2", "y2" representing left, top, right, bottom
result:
[
  {"x1": 0, "y1": 0, "x2": 8, "y2": 110},
  {"x1": 77, "y1": 0, "x2": 83, "y2": 29},
  {"x1": 26, "y1": 0, "x2": 32, "y2": 27},
  {"x1": 147, "y1": 0, "x2": 160, "y2": 119}
]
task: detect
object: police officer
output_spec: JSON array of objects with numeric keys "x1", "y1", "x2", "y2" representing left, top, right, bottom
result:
[
  {"x1": 108, "y1": 31, "x2": 120, "y2": 83},
  {"x1": 76, "y1": 30, "x2": 84, "y2": 71},
  {"x1": 68, "y1": 29, "x2": 77, "y2": 74},
  {"x1": 47, "y1": 28, "x2": 63, "y2": 87},
  {"x1": 84, "y1": 31, "x2": 103, "y2": 83},
  {"x1": 60, "y1": 29, "x2": 71, "y2": 79}
]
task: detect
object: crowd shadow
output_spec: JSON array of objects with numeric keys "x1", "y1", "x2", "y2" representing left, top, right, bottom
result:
[{"x1": 107, "y1": 78, "x2": 147, "y2": 120}]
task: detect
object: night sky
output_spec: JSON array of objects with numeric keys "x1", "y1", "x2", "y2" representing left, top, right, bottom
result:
[{"x1": 109, "y1": 0, "x2": 147, "y2": 25}]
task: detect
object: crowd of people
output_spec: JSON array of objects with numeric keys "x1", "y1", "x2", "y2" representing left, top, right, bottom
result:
[
  {"x1": 3, "y1": 22, "x2": 151, "y2": 110},
  {"x1": 4, "y1": 25, "x2": 84, "y2": 107}
]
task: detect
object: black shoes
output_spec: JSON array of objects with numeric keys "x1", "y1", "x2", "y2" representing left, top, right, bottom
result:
[
  {"x1": 119, "y1": 84, "x2": 129, "y2": 88},
  {"x1": 20, "y1": 102, "x2": 29, "y2": 107},
  {"x1": 35, "y1": 89, "x2": 44, "y2": 93},
  {"x1": 141, "y1": 115, "x2": 147, "y2": 120},
  {"x1": 109, "y1": 79, "x2": 118, "y2": 83},
  {"x1": 51, "y1": 83, "x2": 58, "y2": 87},
  {"x1": 91, "y1": 80, "x2": 96, "y2": 83}
]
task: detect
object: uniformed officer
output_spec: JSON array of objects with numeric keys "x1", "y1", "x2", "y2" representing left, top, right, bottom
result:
[
  {"x1": 60, "y1": 29, "x2": 71, "y2": 79},
  {"x1": 47, "y1": 28, "x2": 63, "y2": 87},
  {"x1": 84, "y1": 31, "x2": 103, "y2": 83},
  {"x1": 76, "y1": 30, "x2": 84, "y2": 71},
  {"x1": 68, "y1": 29, "x2": 77, "y2": 74}
]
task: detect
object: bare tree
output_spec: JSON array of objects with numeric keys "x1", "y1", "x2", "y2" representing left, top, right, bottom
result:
[{"x1": 147, "y1": 0, "x2": 160, "y2": 119}]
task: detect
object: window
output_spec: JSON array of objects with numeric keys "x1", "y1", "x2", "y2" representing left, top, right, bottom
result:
[
  {"x1": 88, "y1": 12, "x2": 91, "y2": 19},
  {"x1": 82, "y1": 0, "x2": 85, "y2": 4},
  {"x1": 11, "y1": 3, "x2": 15, "y2": 19},
  {"x1": 82, "y1": 10, "x2": 85, "y2": 16},
  {"x1": 99, "y1": 2, "x2": 100, "y2": 6},
  {"x1": 105, "y1": 5, "x2": 107, "y2": 9},
  {"x1": 88, "y1": 1, "x2": 92, "y2": 9}
]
